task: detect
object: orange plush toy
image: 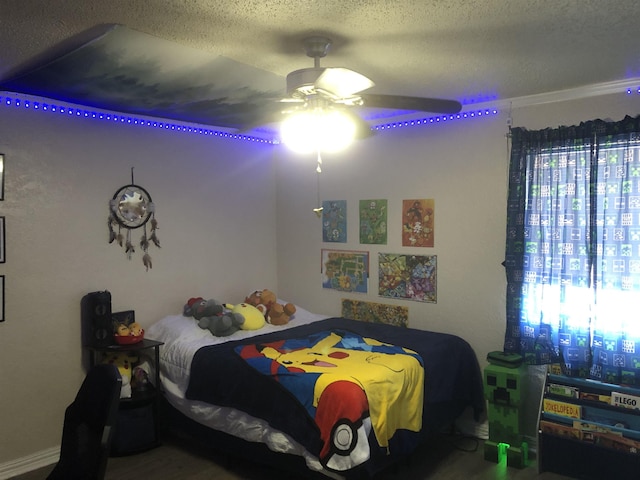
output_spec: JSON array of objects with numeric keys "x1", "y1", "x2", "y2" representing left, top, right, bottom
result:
[{"x1": 244, "y1": 289, "x2": 296, "y2": 326}]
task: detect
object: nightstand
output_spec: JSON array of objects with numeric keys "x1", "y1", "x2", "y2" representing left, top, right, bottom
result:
[{"x1": 87, "y1": 338, "x2": 164, "y2": 456}]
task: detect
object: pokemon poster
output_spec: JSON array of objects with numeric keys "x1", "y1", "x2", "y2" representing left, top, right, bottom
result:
[
  {"x1": 321, "y1": 249, "x2": 369, "y2": 293},
  {"x1": 322, "y1": 200, "x2": 347, "y2": 243},
  {"x1": 341, "y1": 298, "x2": 408, "y2": 327},
  {"x1": 359, "y1": 199, "x2": 387, "y2": 244},
  {"x1": 378, "y1": 253, "x2": 437, "y2": 303},
  {"x1": 402, "y1": 199, "x2": 434, "y2": 247}
]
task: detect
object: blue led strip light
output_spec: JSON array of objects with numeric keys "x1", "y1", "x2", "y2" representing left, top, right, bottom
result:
[
  {"x1": 627, "y1": 87, "x2": 640, "y2": 95},
  {"x1": 0, "y1": 93, "x2": 275, "y2": 144},
  {"x1": 1, "y1": 92, "x2": 503, "y2": 140},
  {"x1": 372, "y1": 108, "x2": 500, "y2": 131}
]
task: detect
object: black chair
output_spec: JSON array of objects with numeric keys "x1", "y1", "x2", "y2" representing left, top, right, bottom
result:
[{"x1": 47, "y1": 364, "x2": 122, "y2": 480}]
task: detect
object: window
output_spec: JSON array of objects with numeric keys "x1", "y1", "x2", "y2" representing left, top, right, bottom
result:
[{"x1": 503, "y1": 116, "x2": 640, "y2": 385}]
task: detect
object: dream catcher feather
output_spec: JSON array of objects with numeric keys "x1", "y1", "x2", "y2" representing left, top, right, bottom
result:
[{"x1": 108, "y1": 169, "x2": 160, "y2": 271}]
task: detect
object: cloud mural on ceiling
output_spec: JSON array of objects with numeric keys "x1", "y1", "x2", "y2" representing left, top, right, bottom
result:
[{"x1": 0, "y1": 24, "x2": 286, "y2": 130}]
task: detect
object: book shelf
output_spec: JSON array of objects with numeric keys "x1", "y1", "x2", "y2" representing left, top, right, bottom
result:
[{"x1": 538, "y1": 372, "x2": 640, "y2": 478}]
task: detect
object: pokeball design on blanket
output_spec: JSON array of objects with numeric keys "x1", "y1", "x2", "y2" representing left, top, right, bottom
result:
[{"x1": 236, "y1": 329, "x2": 424, "y2": 472}]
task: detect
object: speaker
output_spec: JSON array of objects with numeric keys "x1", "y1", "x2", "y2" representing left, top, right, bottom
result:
[{"x1": 81, "y1": 290, "x2": 113, "y2": 347}]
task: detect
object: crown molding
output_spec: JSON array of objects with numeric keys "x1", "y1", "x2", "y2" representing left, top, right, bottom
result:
[{"x1": 485, "y1": 78, "x2": 640, "y2": 110}]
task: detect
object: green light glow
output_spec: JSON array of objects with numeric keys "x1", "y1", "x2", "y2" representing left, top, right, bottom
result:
[{"x1": 497, "y1": 442, "x2": 510, "y2": 463}]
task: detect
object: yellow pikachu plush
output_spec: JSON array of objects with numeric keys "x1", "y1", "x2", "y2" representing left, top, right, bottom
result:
[{"x1": 102, "y1": 352, "x2": 138, "y2": 398}]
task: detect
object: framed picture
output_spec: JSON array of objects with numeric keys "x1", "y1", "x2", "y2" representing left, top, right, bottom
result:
[
  {"x1": 0, "y1": 153, "x2": 4, "y2": 200},
  {"x1": 0, "y1": 217, "x2": 5, "y2": 263},
  {"x1": 0, "y1": 276, "x2": 4, "y2": 322}
]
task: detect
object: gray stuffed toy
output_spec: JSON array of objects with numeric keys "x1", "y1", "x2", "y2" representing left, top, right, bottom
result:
[{"x1": 183, "y1": 297, "x2": 245, "y2": 337}]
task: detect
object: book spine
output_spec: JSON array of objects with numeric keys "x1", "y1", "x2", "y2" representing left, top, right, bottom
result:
[
  {"x1": 548, "y1": 383, "x2": 579, "y2": 398},
  {"x1": 540, "y1": 420, "x2": 580, "y2": 440},
  {"x1": 543, "y1": 398, "x2": 582, "y2": 419},
  {"x1": 573, "y1": 420, "x2": 623, "y2": 436},
  {"x1": 579, "y1": 392, "x2": 612, "y2": 405},
  {"x1": 611, "y1": 391, "x2": 640, "y2": 411}
]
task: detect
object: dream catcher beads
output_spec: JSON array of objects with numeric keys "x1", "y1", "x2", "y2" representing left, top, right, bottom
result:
[{"x1": 108, "y1": 169, "x2": 160, "y2": 271}]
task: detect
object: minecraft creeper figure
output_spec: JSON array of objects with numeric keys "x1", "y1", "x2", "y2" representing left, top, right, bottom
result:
[{"x1": 483, "y1": 361, "x2": 529, "y2": 468}]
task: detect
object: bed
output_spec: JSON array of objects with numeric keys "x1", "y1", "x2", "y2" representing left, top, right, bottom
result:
[{"x1": 146, "y1": 303, "x2": 485, "y2": 479}]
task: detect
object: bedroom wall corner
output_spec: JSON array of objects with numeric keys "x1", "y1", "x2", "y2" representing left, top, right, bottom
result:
[{"x1": 0, "y1": 101, "x2": 279, "y2": 467}]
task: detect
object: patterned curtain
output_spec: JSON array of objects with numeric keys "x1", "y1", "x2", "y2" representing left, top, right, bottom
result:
[{"x1": 503, "y1": 115, "x2": 640, "y2": 385}]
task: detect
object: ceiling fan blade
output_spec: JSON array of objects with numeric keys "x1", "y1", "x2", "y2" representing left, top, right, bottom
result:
[
  {"x1": 360, "y1": 94, "x2": 462, "y2": 114},
  {"x1": 315, "y1": 67, "x2": 374, "y2": 99}
]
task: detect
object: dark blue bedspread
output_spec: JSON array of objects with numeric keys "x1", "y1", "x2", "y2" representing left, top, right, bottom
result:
[{"x1": 185, "y1": 317, "x2": 485, "y2": 472}]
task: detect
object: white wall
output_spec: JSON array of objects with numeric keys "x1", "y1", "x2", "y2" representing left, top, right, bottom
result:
[
  {"x1": 0, "y1": 101, "x2": 279, "y2": 465},
  {"x1": 275, "y1": 111, "x2": 509, "y2": 353}
]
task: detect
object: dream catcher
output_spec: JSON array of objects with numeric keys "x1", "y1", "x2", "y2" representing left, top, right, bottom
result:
[{"x1": 108, "y1": 169, "x2": 160, "y2": 271}]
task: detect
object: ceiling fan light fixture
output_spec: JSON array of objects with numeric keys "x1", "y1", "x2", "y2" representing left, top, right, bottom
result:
[
  {"x1": 280, "y1": 109, "x2": 356, "y2": 154},
  {"x1": 315, "y1": 68, "x2": 374, "y2": 99}
]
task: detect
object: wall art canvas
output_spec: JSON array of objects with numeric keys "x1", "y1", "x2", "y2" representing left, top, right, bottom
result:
[
  {"x1": 0, "y1": 25, "x2": 285, "y2": 131},
  {"x1": 402, "y1": 199, "x2": 434, "y2": 247},
  {"x1": 0, "y1": 275, "x2": 4, "y2": 321},
  {"x1": 378, "y1": 253, "x2": 437, "y2": 303},
  {"x1": 0, "y1": 154, "x2": 4, "y2": 200},
  {"x1": 0, "y1": 216, "x2": 5, "y2": 263},
  {"x1": 359, "y1": 199, "x2": 387, "y2": 244},
  {"x1": 341, "y1": 298, "x2": 408, "y2": 327},
  {"x1": 321, "y1": 249, "x2": 369, "y2": 293},
  {"x1": 322, "y1": 200, "x2": 347, "y2": 243}
]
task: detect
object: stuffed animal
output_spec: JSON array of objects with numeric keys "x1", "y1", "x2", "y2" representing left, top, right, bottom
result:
[
  {"x1": 244, "y1": 289, "x2": 296, "y2": 326},
  {"x1": 102, "y1": 351, "x2": 138, "y2": 398},
  {"x1": 128, "y1": 322, "x2": 143, "y2": 336},
  {"x1": 199, "y1": 311, "x2": 245, "y2": 337},
  {"x1": 183, "y1": 297, "x2": 245, "y2": 337},
  {"x1": 224, "y1": 302, "x2": 266, "y2": 330},
  {"x1": 183, "y1": 297, "x2": 222, "y2": 318},
  {"x1": 267, "y1": 302, "x2": 297, "y2": 326},
  {"x1": 114, "y1": 321, "x2": 143, "y2": 337}
]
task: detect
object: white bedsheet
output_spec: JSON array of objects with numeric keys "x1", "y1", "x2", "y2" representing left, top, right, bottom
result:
[
  {"x1": 146, "y1": 303, "x2": 328, "y2": 394},
  {"x1": 145, "y1": 304, "x2": 340, "y2": 478}
]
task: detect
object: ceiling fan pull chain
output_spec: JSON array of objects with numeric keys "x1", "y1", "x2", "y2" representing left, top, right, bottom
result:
[{"x1": 313, "y1": 150, "x2": 324, "y2": 217}]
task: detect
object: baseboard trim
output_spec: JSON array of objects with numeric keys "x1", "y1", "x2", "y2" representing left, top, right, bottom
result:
[{"x1": 0, "y1": 447, "x2": 59, "y2": 480}]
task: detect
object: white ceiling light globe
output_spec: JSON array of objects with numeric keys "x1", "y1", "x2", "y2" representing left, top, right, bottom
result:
[{"x1": 280, "y1": 109, "x2": 356, "y2": 154}]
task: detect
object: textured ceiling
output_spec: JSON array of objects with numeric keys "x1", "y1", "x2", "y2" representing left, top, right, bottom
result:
[{"x1": 1, "y1": 0, "x2": 640, "y2": 131}]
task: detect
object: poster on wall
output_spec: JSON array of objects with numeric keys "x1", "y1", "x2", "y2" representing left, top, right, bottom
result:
[
  {"x1": 359, "y1": 199, "x2": 387, "y2": 245},
  {"x1": 321, "y1": 249, "x2": 369, "y2": 293},
  {"x1": 341, "y1": 298, "x2": 408, "y2": 327},
  {"x1": 402, "y1": 199, "x2": 434, "y2": 247},
  {"x1": 378, "y1": 253, "x2": 437, "y2": 303},
  {"x1": 322, "y1": 200, "x2": 347, "y2": 242}
]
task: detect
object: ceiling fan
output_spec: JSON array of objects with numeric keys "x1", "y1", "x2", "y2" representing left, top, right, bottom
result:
[{"x1": 278, "y1": 36, "x2": 462, "y2": 141}]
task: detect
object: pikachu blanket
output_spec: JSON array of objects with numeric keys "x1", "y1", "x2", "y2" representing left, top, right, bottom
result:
[{"x1": 235, "y1": 329, "x2": 424, "y2": 471}]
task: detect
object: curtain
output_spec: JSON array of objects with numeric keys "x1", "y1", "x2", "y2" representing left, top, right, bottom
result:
[{"x1": 504, "y1": 115, "x2": 640, "y2": 385}]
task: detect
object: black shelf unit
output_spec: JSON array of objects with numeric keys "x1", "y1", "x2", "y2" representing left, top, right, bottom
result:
[
  {"x1": 87, "y1": 338, "x2": 164, "y2": 456},
  {"x1": 538, "y1": 373, "x2": 640, "y2": 479}
]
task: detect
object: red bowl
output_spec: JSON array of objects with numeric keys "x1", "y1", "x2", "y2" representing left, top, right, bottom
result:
[{"x1": 114, "y1": 330, "x2": 144, "y2": 345}]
